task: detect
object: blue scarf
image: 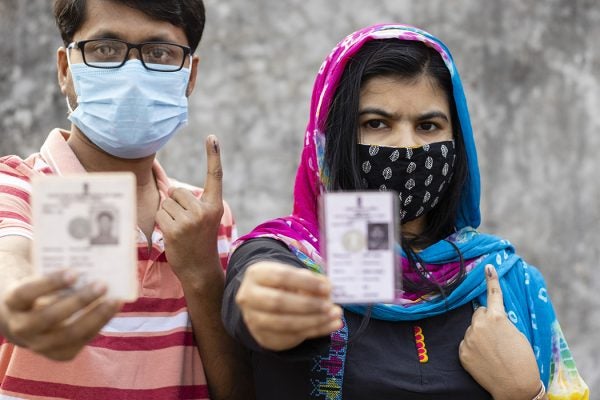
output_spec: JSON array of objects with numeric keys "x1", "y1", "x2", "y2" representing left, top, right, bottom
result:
[{"x1": 310, "y1": 228, "x2": 556, "y2": 399}]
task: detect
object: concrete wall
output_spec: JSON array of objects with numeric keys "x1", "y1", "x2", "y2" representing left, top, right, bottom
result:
[{"x1": 1, "y1": 0, "x2": 598, "y2": 393}]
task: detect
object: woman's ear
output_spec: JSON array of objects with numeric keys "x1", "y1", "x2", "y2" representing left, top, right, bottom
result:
[{"x1": 186, "y1": 55, "x2": 200, "y2": 97}]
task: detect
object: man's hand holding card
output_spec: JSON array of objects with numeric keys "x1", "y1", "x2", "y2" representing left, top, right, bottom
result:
[{"x1": 0, "y1": 173, "x2": 136, "y2": 361}]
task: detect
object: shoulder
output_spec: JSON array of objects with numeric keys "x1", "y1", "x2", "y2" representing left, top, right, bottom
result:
[
  {"x1": 0, "y1": 155, "x2": 31, "y2": 179},
  {"x1": 0, "y1": 152, "x2": 50, "y2": 182},
  {"x1": 0, "y1": 154, "x2": 46, "y2": 237},
  {"x1": 453, "y1": 228, "x2": 549, "y2": 287},
  {"x1": 0, "y1": 155, "x2": 40, "y2": 199},
  {"x1": 518, "y1": 262, "x2": 548, "y2": 292}
]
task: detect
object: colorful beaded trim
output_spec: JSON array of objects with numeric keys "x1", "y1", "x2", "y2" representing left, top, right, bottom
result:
[
  {"x1": 414, "y1": 326, "x2": 428, "y2": 363},
  {"x1": 310, "y1": 317, "x2": 348, "y2": 399}
]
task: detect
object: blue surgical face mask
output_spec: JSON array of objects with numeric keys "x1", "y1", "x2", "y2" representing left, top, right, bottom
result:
[{"x1": 66, "y1": 56, "x2": 191, "y2": 159}]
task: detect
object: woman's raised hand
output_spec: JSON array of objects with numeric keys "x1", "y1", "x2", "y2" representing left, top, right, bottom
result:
[
  {"x1": 459, "y1": 265, "x2": 544, "y2": 400},
  {"x1": 235, "y1": 261, "x2": 343, "y2": 351}
]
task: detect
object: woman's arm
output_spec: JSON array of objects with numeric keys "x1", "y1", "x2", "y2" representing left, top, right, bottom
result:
[{"x1": 222, "y1": 238, "x2": 342, "y2": 352}]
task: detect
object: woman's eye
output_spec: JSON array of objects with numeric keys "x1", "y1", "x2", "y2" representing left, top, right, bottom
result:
[
  {"x1": 365, "y1": 120, "x2": 387, "y2": 129},
  {"x1": 418, "y1": 123, "x2": 438, "y2": 132}
]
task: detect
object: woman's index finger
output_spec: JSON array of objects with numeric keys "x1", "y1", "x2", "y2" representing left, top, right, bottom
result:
[{"x1": 485, "y1": 264, "x2": 505, "y2": 312}]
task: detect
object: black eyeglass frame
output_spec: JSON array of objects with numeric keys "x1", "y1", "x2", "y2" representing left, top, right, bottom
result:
[{"x1": 68, "y1": 39, "x2": 192, "y2": 72}]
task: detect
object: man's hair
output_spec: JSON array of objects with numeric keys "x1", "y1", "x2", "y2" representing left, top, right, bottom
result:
[
  {"x1": 96, "y1": 211, "x2": 114, "y2": 222},
  {"x1": 53, "y1": 0, "x2": 206, "y2": 52}
]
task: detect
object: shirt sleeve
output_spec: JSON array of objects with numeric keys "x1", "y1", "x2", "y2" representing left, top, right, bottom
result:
[
  {"x1": 222, "y1": 237, "x2": 330, "y2": 359},
  {"x1": 0, "y1": 162, "x2": 33, "y2": 239},
  {"x1": 217, "y1": 199, "x2": 235, "y2": 271}
]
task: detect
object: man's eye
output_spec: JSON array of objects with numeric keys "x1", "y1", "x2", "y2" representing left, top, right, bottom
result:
[
  {"x1": 96, "y1": 46, "x2": 116, "y2": 55},
  {"x1": 150, "y1": 48, "x2": 168, "y2": 58},
  {"x1": 144, "y1": 45, "x2": 174, "y2": 61}
]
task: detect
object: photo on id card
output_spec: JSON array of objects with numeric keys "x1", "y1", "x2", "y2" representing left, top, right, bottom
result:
[
  {"x1": 320, "y1": 191, "x2": 401, "y2": 304},
  {"x1": 31, "y1": 173, "x2": 138, "y2": 301}
]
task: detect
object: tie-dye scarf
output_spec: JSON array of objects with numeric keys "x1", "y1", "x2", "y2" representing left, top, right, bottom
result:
[{"x1": 233, "y1": 24, "x2": 588, "y2": 399}]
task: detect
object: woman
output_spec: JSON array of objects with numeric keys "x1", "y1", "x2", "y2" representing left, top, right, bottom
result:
[{"x1": 222, "y1": 24, "x2": 589, "y2": 399}]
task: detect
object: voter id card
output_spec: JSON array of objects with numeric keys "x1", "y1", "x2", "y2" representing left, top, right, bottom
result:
[
  {"x1": 31, "y1": 173, "x2": 138, "y2": 301},
  {"x1": 320, "y1": 191, "x2": 400, "y2": 304}
]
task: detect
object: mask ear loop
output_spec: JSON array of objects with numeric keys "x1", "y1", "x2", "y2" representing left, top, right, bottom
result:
[
  {"x1": 181, "y1": 54, "x2": 194, "y2": 96},
  {"x1": 185, "y1": 54, "x2": 193, "y2": 78},
  {"x1": 65, "y1": 97, "x2": 75, "y2": 114},
  {"x1": 65, "y1": 43, "x2": 77, "y2": 114}
]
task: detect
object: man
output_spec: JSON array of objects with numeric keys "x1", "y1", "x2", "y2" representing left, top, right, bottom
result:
[
  {"x1": 0, "y1": 1, "x2": 252, "y2": 399},
  {"x1": 90, "y1": 211, "x2": 119, "y2": 245}
]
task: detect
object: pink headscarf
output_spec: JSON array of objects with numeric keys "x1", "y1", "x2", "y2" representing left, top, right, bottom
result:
[{"x1": 233, "y1": 24, "x2": 481, "y2": 275}]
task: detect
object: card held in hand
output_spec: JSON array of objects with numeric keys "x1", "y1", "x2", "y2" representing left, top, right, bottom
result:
[
  {"x1": 321, "y1": 191, "x2": 400, "y2": 304},
  {"x1": 32, "y1": 173, "x2": 138, "y2": 301}
]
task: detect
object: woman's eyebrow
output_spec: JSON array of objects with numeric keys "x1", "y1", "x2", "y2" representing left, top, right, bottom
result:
[
  {"x1": 358, "y1": 107, "x2": 396, "y2": 119},
  {"x1": 418, "y1": 111, "x2": 449, "y2": 122},
  {"x1": 359, "y1": 108, "x2": 449, "y2": 122}
]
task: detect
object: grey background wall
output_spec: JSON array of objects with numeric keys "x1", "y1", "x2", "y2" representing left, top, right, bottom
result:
[{"x1": 0, "y1": 0, "x2": 598, "y2": 393}]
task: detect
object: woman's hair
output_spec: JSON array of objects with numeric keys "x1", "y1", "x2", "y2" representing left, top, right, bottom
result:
[{"x1": 324, "y1": 39, "x2": 468, "y2": 296}]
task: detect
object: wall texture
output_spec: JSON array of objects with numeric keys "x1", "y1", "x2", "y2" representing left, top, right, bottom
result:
[{"x1": 0, "y1": 0, "x2": 598, "y2": 393}]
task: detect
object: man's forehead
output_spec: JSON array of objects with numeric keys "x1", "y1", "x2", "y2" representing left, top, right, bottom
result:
[{"x1": 73, "y1": 0, "x2": 188, "y2": 45}]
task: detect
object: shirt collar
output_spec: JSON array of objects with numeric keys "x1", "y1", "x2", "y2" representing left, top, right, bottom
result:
[
  {"x1": 40, "y1": 129, "x2": 87, "y2": 175},
  {"x1": 40, "y1": 128, "x2": 172, "y2": 196}
]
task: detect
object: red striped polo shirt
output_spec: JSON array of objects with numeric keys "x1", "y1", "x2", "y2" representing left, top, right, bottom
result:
[{"x1": 0, "y1": 129, "x2": 237, "y2": 399}]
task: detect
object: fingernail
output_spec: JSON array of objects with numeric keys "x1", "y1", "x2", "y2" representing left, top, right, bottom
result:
[
  {"x1": 329, "y1": 306, "x2": 342, "y2": 318},
  {"x1": 102, "y1": 299, "x2": 121, "y2": 313},
  {"x1": 212, "y1": 137, "x2": 219, "y2": 153},
  {"x1": 486, "y1": 265, "x2": 493, "y2": 278},
  {"x1": 318, "y1": 282, "x2": 330, "y2": 294},
  {"x1": 62, "y1": 269, "x2": 78, "y2": 284},
  {"x1": 91, "y1": 281, "x2": 107, "y2": 296},
  {"x1": 107, "y1": 299, "x2": 122, "y2": 310},
  {"x1": 332, "y1": 319, "x2": 343, "y2": 330}
]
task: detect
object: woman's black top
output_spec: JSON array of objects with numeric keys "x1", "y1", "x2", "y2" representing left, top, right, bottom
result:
[{"x1": 222, "y1": 238, "x2": 492, "y2": 400}]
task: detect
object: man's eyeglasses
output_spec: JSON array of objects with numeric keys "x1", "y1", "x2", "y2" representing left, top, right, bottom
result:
[{"x1": 67, "y1": 39, "x2": 192, "y2": 72}]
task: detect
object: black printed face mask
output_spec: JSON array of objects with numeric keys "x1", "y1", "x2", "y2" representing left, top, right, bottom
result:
[{"x1": 358, "y1": 140, "x2": 456, "y2": 223}]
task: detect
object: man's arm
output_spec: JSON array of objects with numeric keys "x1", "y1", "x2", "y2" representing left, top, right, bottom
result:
[
  {"x1": 0, "y1": 235, "x2": 34, "y2": 336},
  {"x1": 182, "y1": 257, "x2": 255, "y2": 400},
  {"x1": 0, "y1": 235, "x2": 120, "y2": 360},
  {"x1": 156, "y1": 135, "x2": 254, "y2": 400},
  {"x1": 0, "y1": 236, "x2": 33, "y2": 291}
]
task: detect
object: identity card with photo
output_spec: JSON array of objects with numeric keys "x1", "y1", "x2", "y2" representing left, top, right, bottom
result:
[
  {"x1": 31, "y1": 173, "x2": 138, "y2": 301},
  {"x1": 321, "y1": 191, "x2": 400, "y2": 304}
]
